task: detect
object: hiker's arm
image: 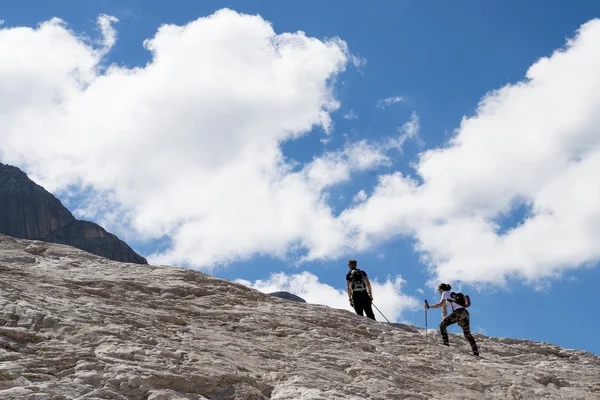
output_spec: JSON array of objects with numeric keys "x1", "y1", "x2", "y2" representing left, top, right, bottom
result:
[
  {"x1": 427, "y1": 299, "x2": 445, "y2": 309},
  {"x1": 346, "y1": 280, "x2": 353, "y2": 302},
  {"x1": 365, "y1": 276, "x2": 374, "y2": 300}
]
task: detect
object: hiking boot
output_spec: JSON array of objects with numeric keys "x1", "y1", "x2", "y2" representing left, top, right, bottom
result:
[
  {"x1": 473, "y1": 352, "x2": 479, "y2": 356},
  {"x1": 443, "y1": 342, "x2": 449, "y2": 346}
]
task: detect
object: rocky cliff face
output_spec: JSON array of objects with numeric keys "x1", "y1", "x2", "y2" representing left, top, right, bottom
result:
[
  {"x1": 0, "y1": 163, "x2": 146, "y2": 264},
  {"x1": 44, "y1": 220, "x2": 148, "y2": 265},
  {"x1": 0, "y1": 235, "x2": 599, "y2": 400},
  {"x1": 0, "y1": 163, "x2": 75, "y2": 240}
]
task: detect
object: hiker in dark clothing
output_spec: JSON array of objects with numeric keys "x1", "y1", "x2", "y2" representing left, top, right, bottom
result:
[
  {"x1": 346, "y1": 260, "x2": 376, "y2": 320},
  {"x1": 425, "y1": 283, "x2": 479, "y2": 356}
]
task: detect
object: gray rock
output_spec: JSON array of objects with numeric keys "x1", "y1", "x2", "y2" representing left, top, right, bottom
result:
[
  {"x1": 1, "y1": 236, "x2": 599, "y2": 399},
  {"x1": 0, "y1": 163, "x2": 74, "y2": 239},
  {"x1": 268, "y1": 291, "x2": 307, "y2": 303},
  {"x1": 0, "y1": 163, "x2": 146, "y2": 264},
  {"x1": 44, "y1": 220, "x2": 147, "y2": 265}
]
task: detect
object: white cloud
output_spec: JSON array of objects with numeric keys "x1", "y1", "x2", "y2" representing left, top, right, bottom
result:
[
  {"x1": 340, "y1": 19, "x2": 600, "y2": 285},
  {"x1": 350, "y1": 54, "x2": 367, "y2": 69},
  {"x1": 353, "y1": 190, "x2": 367, "y2": 203},
  {"x1": 97, "y1": 14, "x2": 119, "y2": 51},
  {"x1": 350, "y1": 54, "x2": 367, "y2": 75},
  {"x1": 236, "y1": 271, "x2": 421, "y2": 322},
  {"x1": 376, "y1": 96, "x2": 404, "y2": 109},
  {"x1": 399, "y1": 111, "x2": 419, "y2": 139},
  {"x1": 0, "y1": 10, "x2": 375, "y2": 269},
  {"x1": 4, "y1": 10, "x2": 600, "y2": 288},
  {"x1": 386, "y1": 111, "x2": 423, "y2": 151},
  {"x1": 0, "y1": 19, "x2": 5, "y2": 25},
  {"x1": 343, "y1": 109, "x2": 357, "y2": 119}
]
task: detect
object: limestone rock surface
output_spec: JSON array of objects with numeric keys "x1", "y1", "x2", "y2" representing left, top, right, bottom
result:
[{"x1": 0, "y1": 234, "x2": 599, "y2": 399}]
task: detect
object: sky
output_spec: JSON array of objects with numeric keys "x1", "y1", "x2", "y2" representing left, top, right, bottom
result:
[{"x1": 1, "y1": 1, "x2": 600, "y2": 355}]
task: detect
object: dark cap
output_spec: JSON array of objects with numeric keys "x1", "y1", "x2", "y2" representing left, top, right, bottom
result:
[{"x1": 348, "y1": 260, "x2": 357, "y2": 266}]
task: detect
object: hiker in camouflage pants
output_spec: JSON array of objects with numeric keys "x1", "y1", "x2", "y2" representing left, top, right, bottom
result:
[
  {"x1": 425, "y1": 283, "x2": 479, "y2": 356},
  {"x1": 439, "y1": 308, "x2": 478, "y2": 354}
]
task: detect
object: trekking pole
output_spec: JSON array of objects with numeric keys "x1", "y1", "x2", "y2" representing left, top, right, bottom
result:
[
  {"x1": 424, "y1": 300, "x2": 429, "y2": 342},
  {"x1": 371, "y1": 302, "x2": 390, "y2": 323}
]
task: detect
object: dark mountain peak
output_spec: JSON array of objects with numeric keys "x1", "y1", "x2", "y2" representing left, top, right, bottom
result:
[
  {"x1": 0, "y1": 162, "x2": 147, "y2": 264},
  {"x1": 268, "y1": 291, "x2": 307, "y2": 303},
  {"x1": 0, "y1": 162, "x2": 75, "y2": 239}
]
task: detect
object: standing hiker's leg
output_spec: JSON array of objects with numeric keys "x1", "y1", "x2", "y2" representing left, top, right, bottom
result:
[
  {"x1": 457, "y1": 310, "x2": 479, "y2": 355},
  {"x1": 439, "y1": 312, "x2": 460, "y2": 345},
  {"x1": 353, "y1": 297, "x2": 365, "y2": 316},
  {"x1": 363, "y1": 300, "x2": 376, "y2": 320}
]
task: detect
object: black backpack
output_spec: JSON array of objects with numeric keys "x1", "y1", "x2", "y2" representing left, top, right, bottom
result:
[
  {"x1": 349, "y1": 269, "x2": 367, "y2": 292},
  {"x1": 448, "y1": 292, "x2": 471, "y2": 308}
]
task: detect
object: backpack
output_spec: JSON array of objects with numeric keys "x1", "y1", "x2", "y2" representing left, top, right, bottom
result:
[
  {"x1": 448, "y1": 292, "x2": 471, "y2": 308},
  {"x1": 349, "y1": 269, "x2": 367, "y2": 292}
]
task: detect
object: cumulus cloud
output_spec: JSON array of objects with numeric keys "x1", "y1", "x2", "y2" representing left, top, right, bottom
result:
[
  {"x1": 236, "y1": 271, "x2": 421, "y2": 322},
  {"x1": 341, "y1": 19, "x2": 600, "y2": 285},
  {"x1": 3, "y1": 10, "x2": 600, "y2": 288},
  {"x1": 376, "y1": 96, "x2": 404, "y2": 109},
  {"x1": 0, "y1": 19, "x2": 5, "y2": 25},
  {"x1": 0, "y1": 10, "x2": 362, "y2": 268}
]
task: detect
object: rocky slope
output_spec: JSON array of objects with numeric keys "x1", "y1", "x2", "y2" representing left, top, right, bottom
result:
[
  {"x1": 0, "y1": 234, "x2": 599, "y2": 400},
  {"x1": 0, "y1": 163, "x2": 146, "y2": 264}
]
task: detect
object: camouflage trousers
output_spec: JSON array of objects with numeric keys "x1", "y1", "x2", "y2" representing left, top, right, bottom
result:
[{"x1": 440, "y1": 308, "x2": 479, "y2": 354}]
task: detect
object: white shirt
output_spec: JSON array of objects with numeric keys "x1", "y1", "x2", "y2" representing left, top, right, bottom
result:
[{"x1": 441, "y1": 291, "x2": 464, "y2": 312}]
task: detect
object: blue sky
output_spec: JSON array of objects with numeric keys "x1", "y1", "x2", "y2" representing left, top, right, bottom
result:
[{"x1": 1, "y1": 1, "x2": 599, "y2": 355}]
